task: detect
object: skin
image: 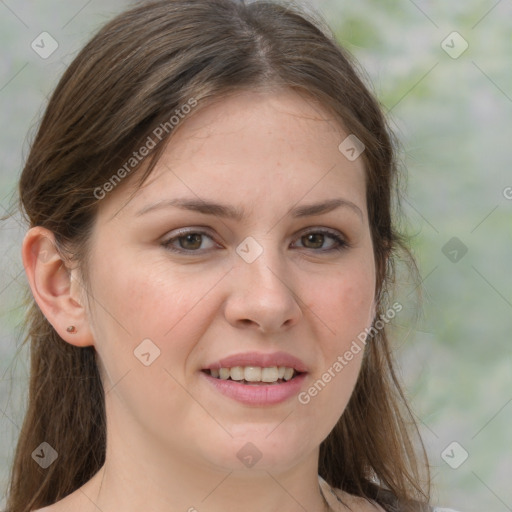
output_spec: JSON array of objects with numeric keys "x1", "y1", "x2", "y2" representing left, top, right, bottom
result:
[{"x1": 24, "y1": 88, "x2": 383, "y2": 512}]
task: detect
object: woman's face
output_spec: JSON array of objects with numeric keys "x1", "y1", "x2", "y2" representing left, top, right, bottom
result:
[{"x1": 84, "y1": 88, "x2": 376, "y2": 475}]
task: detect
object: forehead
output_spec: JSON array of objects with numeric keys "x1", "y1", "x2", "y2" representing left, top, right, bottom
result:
[{"x1": 98, "y1": 88, "x2": 367, "y2": 223}]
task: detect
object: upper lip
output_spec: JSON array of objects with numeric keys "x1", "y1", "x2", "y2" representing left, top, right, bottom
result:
[{"x1": 203, "y1": 351, "x2": 308, "y2": 373}]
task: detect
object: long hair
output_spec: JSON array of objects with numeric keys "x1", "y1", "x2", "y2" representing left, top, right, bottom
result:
[{"x1": 6, "y1": 1, "x2": 430, "y2": 510}]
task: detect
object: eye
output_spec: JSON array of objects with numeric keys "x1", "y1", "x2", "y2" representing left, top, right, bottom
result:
[
  {"x1": 292, "y1": 229, "x2": 349, "y2": 253},
  {"x1": 162, "y1": 229, "x2": 218, "y2": 253},
  {"x1": 161, "y1": 227, "x2": 349, "y2": 255}
]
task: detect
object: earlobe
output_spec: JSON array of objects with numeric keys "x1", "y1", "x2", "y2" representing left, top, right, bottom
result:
[{"x1": 21, "y1": 226, "x2": 94, "y2": 347}]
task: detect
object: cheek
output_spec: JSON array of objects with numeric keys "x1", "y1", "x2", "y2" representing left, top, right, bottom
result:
[
  {"x1": 87, "y1": 249, "x2": 224, "y2": 368},
  {"x1": 86, "y1": 251, "x2": 221, "y2": 429},
  {"x1": 307, "y1": 261, "x2": 376, "y2": 345},
  {"x1": 298, "y1": 263, "x2": 375, "y2": 435}
]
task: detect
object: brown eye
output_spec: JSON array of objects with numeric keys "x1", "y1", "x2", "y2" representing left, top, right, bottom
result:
[
  {"x1": 162, "y1": 230, "x2": 217, "y2": 253},
  {"x1": 179, "y1": 233, "x2": 203, "y2": 250},
  {"x1": 301, "y1": 233, "x2": 325, "y2": 249},
  {"x1": 162, "y1": 228, "x2": 348, "y2": 255},
  {"x1": 294, "y1": 229, "x2": 349, "y2": 253}
]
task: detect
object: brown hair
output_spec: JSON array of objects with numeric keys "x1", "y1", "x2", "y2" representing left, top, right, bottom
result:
[{"x1": 6, "y1": 0, "x2": 430, "y2": 510}]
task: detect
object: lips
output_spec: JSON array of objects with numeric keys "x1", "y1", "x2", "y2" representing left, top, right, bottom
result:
[
  {"x1": 200, "y1": 351, "x2": 308, "y2": 405},
  {"x1": 201, "y1": 370, "x2": 307, "y2": 405}
]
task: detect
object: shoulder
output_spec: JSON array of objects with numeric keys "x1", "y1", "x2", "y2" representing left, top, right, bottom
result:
[
  {"x1": 31, "y1": 493, "x2": 84, "y2": 512},
  {"x1": 330, "y1": 489, "x2": 387, "y2": 511},
  {"x1": 318, "y1": 475, "x2": 386, "y2": 512},
  {"x1": 318, "y1": 474, "x2": 463, "y2": 512},
  {"x1": 30, "y1": 468, "x2": 103, "y2": 512},
  {"x1": 32, "y1": 505, "x2": 66, "y2": 512}
]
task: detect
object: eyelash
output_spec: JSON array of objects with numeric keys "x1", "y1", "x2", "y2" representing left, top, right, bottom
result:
[{"x1": 161, "y1": 228, "x2": 349, "y2": 255}]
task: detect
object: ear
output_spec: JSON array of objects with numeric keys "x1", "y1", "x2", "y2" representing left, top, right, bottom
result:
[{"x1": 21, "y1": 226, "x2": 94, "y2": 347}]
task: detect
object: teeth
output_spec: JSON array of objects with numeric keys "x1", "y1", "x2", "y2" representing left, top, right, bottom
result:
[
  {"x1": 261, "y1": 367, "x2": 279, "y2": 382},
  {"x1": 219, "y1": 368, "x2": 230, "y2": 380},
  {"x1": 230, "y1": 366, "x2": 244, "y2": 381},
  {"x1": 244, "y1": 366, "x2": 261, "y2": 382},
  {"x1": 208, "y1": 366, "x2": 297, "y2": 383},
  {"x1": 283, "y1": 367, "x2": 294, "y2": 381}
]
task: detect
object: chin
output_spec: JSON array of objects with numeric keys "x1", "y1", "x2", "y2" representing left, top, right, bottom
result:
[{"x1": 200, "y1": 433, "x2": 315, "y2": 474}]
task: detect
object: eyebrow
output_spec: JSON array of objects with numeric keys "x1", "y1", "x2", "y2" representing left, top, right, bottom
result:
[{"x1": 135, "y1": 197, "x2": 363, "y2": 221}]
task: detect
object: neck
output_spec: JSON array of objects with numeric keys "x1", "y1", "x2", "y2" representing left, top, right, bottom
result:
[
  {"x1": 77, "y1": 422, "x2": 329, "y2": 512},
  {"x1": 82, "y1": 463, "x2": 329, "y2": 512}
]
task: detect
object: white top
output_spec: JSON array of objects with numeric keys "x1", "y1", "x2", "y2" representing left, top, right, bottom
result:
[{"x1": 318, "y1": 475, "x2": 460, "y2": 512}]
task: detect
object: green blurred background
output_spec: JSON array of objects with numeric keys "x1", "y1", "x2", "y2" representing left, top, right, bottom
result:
[{"x1": 0, "y1": 1, "x2": 511, "y2": 511}]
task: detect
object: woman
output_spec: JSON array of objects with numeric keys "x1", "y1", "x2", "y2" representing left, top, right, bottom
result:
[{"x1": 5, "y1": 0, "x2": 459, "y2": 511}]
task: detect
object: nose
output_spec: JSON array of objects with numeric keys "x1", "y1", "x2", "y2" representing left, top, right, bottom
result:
[{"x1": 224, "y1": 244, "x2": 303, "y2": 334}]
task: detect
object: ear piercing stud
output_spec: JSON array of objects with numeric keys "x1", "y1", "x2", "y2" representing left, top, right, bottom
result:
[{"x1": 66, "y1": 325, "x2": 77, "y2": 333}]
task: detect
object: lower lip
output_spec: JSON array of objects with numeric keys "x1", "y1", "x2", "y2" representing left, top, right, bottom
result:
[{"x1": 201, "y1": 371, "x2": 307, "y2": 406}]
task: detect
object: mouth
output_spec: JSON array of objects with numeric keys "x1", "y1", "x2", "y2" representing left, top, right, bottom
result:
[{"x1": 202, "y1": 366, "x2": 304, "y2": 385}]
